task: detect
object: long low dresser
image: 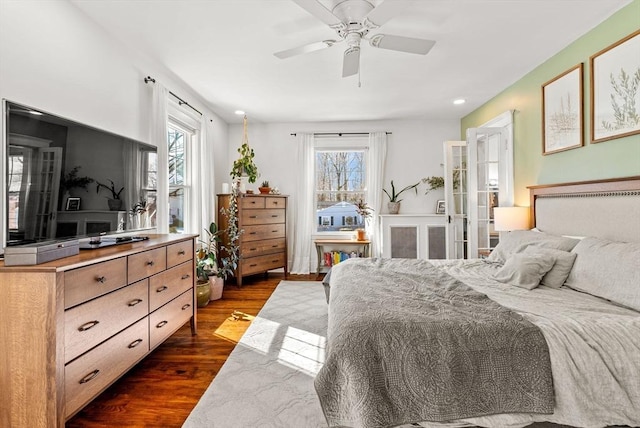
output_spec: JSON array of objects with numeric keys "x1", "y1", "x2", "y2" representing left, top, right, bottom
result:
[{"x1": 0, "y1": 234, "x2": 197, "y2": 427}]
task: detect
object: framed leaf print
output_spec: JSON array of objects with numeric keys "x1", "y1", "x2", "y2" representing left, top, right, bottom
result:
[
  {"x1": 590, "y1": 30, "x2": 640, "y2": 143},
  {"x1": 542, "y1": 63, "x2": 584, "y2": 154}
]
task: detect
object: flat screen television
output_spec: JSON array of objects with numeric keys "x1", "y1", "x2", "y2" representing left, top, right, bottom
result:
[{"x1": 3, "y1": 100, "x2": 158, "y2": 249}]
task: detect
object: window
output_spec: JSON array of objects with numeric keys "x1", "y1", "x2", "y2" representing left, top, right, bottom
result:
[
  {"x1": 315, "y1": 145, "x2": 367, "y2": 233},
  {"x1": 167, "y1": 119, "x2": 193, "y2": 233}
]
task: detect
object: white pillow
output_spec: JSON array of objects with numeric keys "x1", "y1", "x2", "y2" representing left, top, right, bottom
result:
[
  {"x1": 493, "y1": 253, "x2": 556, "y2": 290},
  {"x1": 488, "y1": 230, "x2": 580, "y2": 263},
  {"x1": 565, "y1": 237, "x2": 640, "y2": 311},
  {"x1": 522, "y1": 246, "x2": 577, "y2": 289}
]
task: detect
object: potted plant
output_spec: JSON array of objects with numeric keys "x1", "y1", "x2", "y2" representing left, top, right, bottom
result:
[
  {"x1": 96, "y1": 179, "x2": 124, "y2": 211},
  {"x1": 354, "y1": 199, "x2": 373, "y2": 241},
  {"x1": 60, "y1": 166, "x2": 94, "y2": 209},
  {"x1": 196, "y1": 221, "x2": 239, "y2": 305},
  {"x1": 230, "y1": 115, "x2": 258, "y2": 191},
  {"x1": 259, "y1": 180, "x2": 271, "y2": 194},
  {"x1": 422, "y1": 176, "x2": 445, "y2": 194},
  {"x1": 383, "y1": 180, "x2": 420, "y2": 214}
]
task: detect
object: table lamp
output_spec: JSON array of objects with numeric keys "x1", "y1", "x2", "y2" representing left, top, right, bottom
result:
[{"x1": 494, "y1": 206, "x2": 530, "y2": 233}]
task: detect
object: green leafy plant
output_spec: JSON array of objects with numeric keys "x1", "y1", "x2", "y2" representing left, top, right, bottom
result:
[
  {"x1": 61, "y1": 166, "x2": 94, "y2": 191},
  {"x1": 230, "y1": 142, "x2": 258, "y2": 184},
  {"x1": 383, "y1": 180, "x2": 420, "y2": 202},
  {"x1": 355, "y1": 199, "x2": 373, "y2": 219},
  {"x1": 95, "y1": 179, "x2": 124, "y2": 200},
  {"x1": 422, "y1": 176, "x2": 445, "y2": 194}
]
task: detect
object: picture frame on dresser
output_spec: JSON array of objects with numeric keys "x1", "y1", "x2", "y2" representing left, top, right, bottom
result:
[
  {"x1": 590, "y1": 30, "x2": 640, "y2": 143},
  {"x1": 66, "y1": 197, "x2": 81, "y2": 211},
  {"x1": 542, "y1": 63, "x2": 584, "y2": 154},
  {"x1": 436, "y1": 200, "x2": 445, "y2": 214}
]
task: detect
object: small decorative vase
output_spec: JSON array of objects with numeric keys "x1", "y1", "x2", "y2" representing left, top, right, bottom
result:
[
  {"x1": 356, "y1": 228, "x2": 366, "y2": 241},
  {"x1": 388, "y1": 201, "x2": 401, "y2": 214},
  {"x1": 196, "y1": 280, "x2": 211, "y2": 307},
  {"x1": 258, "y1": 187, "x2": 271, "y2": 194},
  {"x1": 209, "y1": 277, "x2": 224, "y2": 301}
]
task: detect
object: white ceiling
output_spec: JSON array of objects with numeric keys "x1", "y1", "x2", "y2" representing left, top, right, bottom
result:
[{"x1": 71, "y1": 0, "x2": 630, "y2": 124}]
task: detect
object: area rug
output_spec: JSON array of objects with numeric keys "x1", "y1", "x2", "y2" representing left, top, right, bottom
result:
[{"x1": 183, "y1": 280, "x2": 329, "y2": 428}]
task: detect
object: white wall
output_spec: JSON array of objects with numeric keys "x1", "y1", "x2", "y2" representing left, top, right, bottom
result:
[
  {"x1": 0, "y1": 0, "x2": 229, "y2": 245},
  {"x1": 227, "y1": 118, "x2": 460, "y2": 215}
]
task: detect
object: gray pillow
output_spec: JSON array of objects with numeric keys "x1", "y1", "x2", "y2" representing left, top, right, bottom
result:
[
  {"x1": 522, "y1": 246, "x2": 578, "y2": 289},
  {"x1": 493, "y1": 252, "x2": 556, "y2": 290},
  {"x1": 488, "y1": 230, "x2": 580, "y2": 263},
  {"x1": 565, "y1": 237, "x2": 640, "y2": 311}
]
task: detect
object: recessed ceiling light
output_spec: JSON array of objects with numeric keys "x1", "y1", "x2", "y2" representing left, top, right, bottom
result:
[
  {"x1": 235, "y1": 110, "x2": 245, "y2": 115},
  {"x1": 453, "y1": 99, "x2": 466, "y2": 105}
]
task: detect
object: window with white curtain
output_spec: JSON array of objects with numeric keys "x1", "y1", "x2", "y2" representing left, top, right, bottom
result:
[
  {"x1": 167, "y1": 106, "x2": 197, "y2": 234},
  {"x1": 314, "y1": 137, "x2": 369, "y2": 233}
]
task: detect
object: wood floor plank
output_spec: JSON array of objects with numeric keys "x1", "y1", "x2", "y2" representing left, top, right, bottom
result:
[{"x1": 67, "y1": 273, "x2": 320, "y2": 427}]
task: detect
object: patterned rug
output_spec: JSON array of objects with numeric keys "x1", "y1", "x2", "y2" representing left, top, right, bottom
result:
[{"x1": 183, "y1": 281, "x2": 329, "y2": 427}]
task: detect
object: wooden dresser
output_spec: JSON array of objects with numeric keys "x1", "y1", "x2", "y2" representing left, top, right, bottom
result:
[
  {"x1": 217, "y1": 193, "x2": 288, "y2": 286},
  {"x1": 0, "y1": 234, "x2": 197, "y2": 427}
]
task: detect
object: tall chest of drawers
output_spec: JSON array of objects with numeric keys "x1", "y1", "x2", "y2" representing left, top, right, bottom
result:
[
  {"x1": 217, "y1": 193, "x2": 288, "y2": 286},
  {"x1": 0, "y1": 234, "x2": 197, "y2": 427}
]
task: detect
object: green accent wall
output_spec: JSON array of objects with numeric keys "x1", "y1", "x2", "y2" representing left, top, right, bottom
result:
[{"x1": 461, "y1": 1, "x2": 640, "y2": 205}]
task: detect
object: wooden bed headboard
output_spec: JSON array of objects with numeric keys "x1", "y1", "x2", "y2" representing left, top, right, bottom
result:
[{"x1": 528, "y1": 176, "x2": 640, "y2": 243}]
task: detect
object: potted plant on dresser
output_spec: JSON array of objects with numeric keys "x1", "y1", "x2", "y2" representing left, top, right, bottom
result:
[
  {"x1": 95, "y1": 179, "x2": 124, "y2": 211},
  {"x1": 383, "y1": 180, "x2": 420, "y2": 214},
  {"x1": 196, "y1": 221, "x2": 239, "y2": 306}
]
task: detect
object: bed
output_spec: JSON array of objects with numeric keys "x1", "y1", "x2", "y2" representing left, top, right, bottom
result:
[{"x1": 315, "y1": 176, "x2": 640, "y2": 428}]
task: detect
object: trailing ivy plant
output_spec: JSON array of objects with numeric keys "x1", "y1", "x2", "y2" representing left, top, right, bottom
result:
[{"x1": 217, "y1": 186, "x2": 241, "y2": 280}]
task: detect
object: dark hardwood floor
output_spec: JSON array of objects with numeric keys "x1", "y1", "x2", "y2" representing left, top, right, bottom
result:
[{"x1": 67, "y1": 273, "x2": 320, "y2": 428}]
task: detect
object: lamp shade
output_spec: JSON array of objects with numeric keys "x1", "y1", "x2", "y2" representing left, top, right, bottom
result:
[{"x1": 494, "y1": 206, "x2": 529, "y2": 231}]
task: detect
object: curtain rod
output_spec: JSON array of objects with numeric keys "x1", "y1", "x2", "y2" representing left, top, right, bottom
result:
[
  {"x1": 290, "y1": 132, "x2": 392, "y2": 136},
  {"x1": 144, "y1": 76, "x2": 203, "y2": 116}
]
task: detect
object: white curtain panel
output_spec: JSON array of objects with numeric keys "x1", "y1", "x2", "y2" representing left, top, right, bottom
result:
[
  {"x1": 196, "y1": 115, "x2": 216, "y2": 240},
  {"x1": 289, "y1": 133, "x2": 315, "y2": 274},
  {"x1": 150, "y1": 82, "x2": 169, "y2": 233},
  {"x1": 123, "y1": 141, "x2": 141, "y2": 217},
  {"x1": 367, "y1": 131, "x2": 388, "y2": 258}
]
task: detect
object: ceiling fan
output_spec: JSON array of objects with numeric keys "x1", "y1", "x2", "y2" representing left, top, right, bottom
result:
[{"x1": 275, "y1": 0, "x2": 436, "y2": 78}]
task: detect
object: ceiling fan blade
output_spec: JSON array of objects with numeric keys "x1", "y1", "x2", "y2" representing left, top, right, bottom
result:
[
  {"x1": 342, "y1": 47, "x2": 360, "y2": 78},
  {"x1": 274, "y1": 39, "x2": 337, "y2": 59},
  {"x1": 292, "y1": 0, "x2": 345, "y2": 29},
  {"x1": 363, "y1": 0, "x2": 407, "y2": 29},
  {"x1": 369, "y1": 34, "x2": 435, "y2": 55}
]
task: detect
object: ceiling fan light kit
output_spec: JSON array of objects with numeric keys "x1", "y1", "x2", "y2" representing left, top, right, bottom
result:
[{"x1": 275, "y1": 0, "x2": 436, "y2": 79}]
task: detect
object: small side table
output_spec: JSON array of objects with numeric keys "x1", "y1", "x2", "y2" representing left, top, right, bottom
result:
[{"x1": 314, "y1": 239, "x2": 371, "y2": 273}]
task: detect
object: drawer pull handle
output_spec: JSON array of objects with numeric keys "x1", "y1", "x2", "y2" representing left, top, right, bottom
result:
[
  {"x1": 156, "y1": 320, "x2": 168, "y2": 328},
  {"x1": 181, "y1": 303, "x2": 191, "y2": 311},
  {"x1": 128, "y1": 338, "x2": 143, "y2": 349},
  {"x1": 156, "y1": 285, "x2": 168, "y2": 293},
  {"x1": 249, "y1": 248, "x2": 257, "y2": 251},
  {"x1": 249, "y1": 215, "x2": 257, "y2": 219},
  {"x1": 271, "y1": 215, "x2": 278, "y2": 217},
  {"x1": 79, "y1": 369, "x2": 100, "y2": 384},
  {"x1": 272, "y1": 259, "x2": 279, "y2": 263},
  {"x1": 251, "y1": 201, "x2": 256, "y2": 204},
  {"x1": 128, "y1": 298, "x2": 143, "y2": 307},
  {"x1": 181, "y1": 274, "x2": 190, "y2": 280},
  {"x1": 78, "y1": 320, "x2": 100, "y2": 332},
  {"x1": 272, "y1": 245, "x2": 278, "y2": 248},
  {"x1": 249, "y1": 263, "x2": 257, "y2": 267},
  {"x1": 178, "y1": 250, "x2": 186, "y2": 255},
  {"x1": 249, "y1": 232, "x2": 257, "y2": 235},
  {"x1": 96, "y1": 276, "x2": 106, "y2": 283},
  {"x1": 146, "y1": 260, "x2": 155, "y2": 266},
  {"x1": 272, "y1": 230, "x2": 278, "y2": 233},
  {"x1": 273, "y1": 201, "x2": 278, "y2": 205}
]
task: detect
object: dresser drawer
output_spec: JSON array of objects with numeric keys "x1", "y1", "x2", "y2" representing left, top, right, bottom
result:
[
  {"x1": 128, "y1": 247, "x2": 166, "y2": 284},
  {"x1": 65, "y1": 279, "x2": 149, "y2": 363},
  {"x1": 64, "y1": 257, "x2": 127, "y2": 309},
  {"x1": 65, "y1": 317, "x2": 148, "y2": 418},
  {"x1": 265, "y1": 197, "x2": 286, "y2": 209},
  {"x1": 149, "y1": 289, "x2": 193, "y2": 349},
  {"x1": 240, "y1": 196, "x2": 265, "y2": 209},
  {"x1": 148, "y1": 261, "x2": 194, "y2": 312},
  {"x1": 241, "y1": 208, "x2": 285, "y2": 225},
  {"x1": 241, "y1": 252, "x2": 286, "y2": 276},
  {"x1": 241, "y1": 238, "x2": 286, "y2": 257},
  {"x1": 241, "y1": 223, "x2": 285, "y2": 242},
  {"x1": 166, "y1": 240, "x2": 193, "y2": 268}
]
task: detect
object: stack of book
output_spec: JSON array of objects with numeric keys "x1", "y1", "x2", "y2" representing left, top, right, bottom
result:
[{"x1": 322, "y1": 250, "x2": 361, "y2": 267}]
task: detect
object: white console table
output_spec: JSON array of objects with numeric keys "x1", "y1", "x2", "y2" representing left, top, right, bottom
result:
[
  {"x1": 56, "y1": 210, "x2": 126, "y2": 237},
  {"x1": 379, "y1": 214, "x2": 447, "y2": 260}
]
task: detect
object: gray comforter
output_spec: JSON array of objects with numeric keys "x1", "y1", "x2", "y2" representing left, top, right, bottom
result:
[{"x1": 315, "y1": 258, "x2": 554, "y2": 428}]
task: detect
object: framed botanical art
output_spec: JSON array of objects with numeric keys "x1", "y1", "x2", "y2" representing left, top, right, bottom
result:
[
  {"x1": 542, "y1": 63, "x2": 583, "y2": 155},
  {"x1": 590, "y1": 30, "x2": 640, "y2": 143}
]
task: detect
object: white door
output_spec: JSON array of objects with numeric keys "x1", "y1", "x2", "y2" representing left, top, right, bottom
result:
[
  {"x1": 31, "y1": 147, "x2": 62, "y2": 239},
  {"x1": 443, "y1": 140, "x2": 468, "y2": 259}
]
